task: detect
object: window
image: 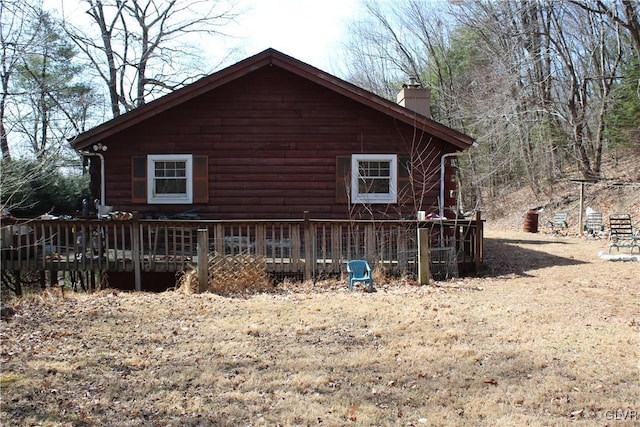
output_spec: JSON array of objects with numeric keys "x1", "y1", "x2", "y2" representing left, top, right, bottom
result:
[
  {"x1": 147, "y1": 154, "x2": 193, "y2": 204},
  {"x1": 351, "y1": 154, "x2": 397, "y2": 204}
]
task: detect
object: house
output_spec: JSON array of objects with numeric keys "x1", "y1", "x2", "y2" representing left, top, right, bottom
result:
[
  {"x1": 70, "y1": 49, "x2": 475, "y2": 221},
  {"x1": 1, "y1": 55, "x2": 479, "y2": 292}
]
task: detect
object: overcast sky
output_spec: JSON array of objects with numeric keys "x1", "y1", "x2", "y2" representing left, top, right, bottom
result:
[
  {"x1": 52, "y1": 0, "x2": 361, "y2": 76},
  {"x1": 232, "y1": 0, "x2": 360, "y2": 73}
]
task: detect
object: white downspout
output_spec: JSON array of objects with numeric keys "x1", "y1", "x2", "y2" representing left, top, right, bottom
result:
[
  {"x1": 79, "y1": 151, "x2": 106, "y2": 206},
  {"x1": 439, "y1": 142, "x2": 478, "y2": 218}
]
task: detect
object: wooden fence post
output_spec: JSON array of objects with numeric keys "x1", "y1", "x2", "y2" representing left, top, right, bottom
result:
[
  {"x1": 303, "y1": 211, "x2": 313, "y2": 282},
  {"x1": 132, "y1": 222, "x2": 142, "y2": 291},
  {"x1": 417, "y1": 227, "x2": 431, "y2": 285},
  {"x1": 197, "y1": 229, "x2": 209, "y2": 293}
]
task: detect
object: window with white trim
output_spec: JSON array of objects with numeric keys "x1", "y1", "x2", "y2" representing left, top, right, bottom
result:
[
  {"x1": 351, "y1": 154, "x2": 397, "y2": 204},
  {"x1": 147, "y1": 154, "x2": 193, "y2": 204}
]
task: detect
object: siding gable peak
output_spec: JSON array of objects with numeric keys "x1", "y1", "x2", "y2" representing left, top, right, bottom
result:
[{"x1": 70, "y1": 48, "x2": 474, "y2": 152}]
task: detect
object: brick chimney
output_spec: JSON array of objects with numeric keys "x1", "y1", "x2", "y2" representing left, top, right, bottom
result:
[{"x1": 397, "y1": 77, "x2": 431, "y2": 119}]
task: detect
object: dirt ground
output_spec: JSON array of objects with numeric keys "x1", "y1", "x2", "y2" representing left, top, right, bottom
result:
[
  {"x1": 481, "y1": 227, "x2": 639, "y2": 280},
  {"x1": 1, "y1": 228, "x2": 639, "y2": 426}
]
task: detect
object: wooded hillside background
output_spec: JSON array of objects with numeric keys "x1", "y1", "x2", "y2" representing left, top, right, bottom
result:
[{"x1": 342, "y1": 0, "x2": 639, "y2": 211}]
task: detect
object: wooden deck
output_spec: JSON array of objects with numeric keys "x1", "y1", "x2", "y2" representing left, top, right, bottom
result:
[{"x1": 1, "y1": 213, "x2": 483, "y2": 290}]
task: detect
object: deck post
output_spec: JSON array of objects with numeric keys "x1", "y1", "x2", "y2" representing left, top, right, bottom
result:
[
  {"x1": 475, "y1": 211, "x2": 482, "y2": 274},
  {"x1": 417, "y1": 227, "x2": 431, "y2": 285},
  {"x1": 132, "y1": 222, "x2": 142, "y2": 291},
  {"x1": 303, "y1": 211, "x2": 313, "y2": 282},
  {"x1": 197, "y1": 229, "x2": 209, "y2": 293}
]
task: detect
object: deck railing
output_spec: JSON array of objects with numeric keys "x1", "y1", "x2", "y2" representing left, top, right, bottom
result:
[{"x1": 1, "y1": 213, "x2": 483, "y2": 289}]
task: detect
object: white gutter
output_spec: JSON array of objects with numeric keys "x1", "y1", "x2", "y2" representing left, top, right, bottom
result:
[{"x1": 79, "y1": 151, "x2": 106, "y2": 206}]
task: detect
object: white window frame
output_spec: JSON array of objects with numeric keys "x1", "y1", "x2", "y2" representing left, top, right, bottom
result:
[
  {"x1": 351, "y1": 154, "x2": 397, "y2": 204},
  {"x1": 147, "y1": 154, "x2": 193, "y2": 204}
]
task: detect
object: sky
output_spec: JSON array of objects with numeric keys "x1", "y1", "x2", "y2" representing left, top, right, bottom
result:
[
  {"x1": 227, "y1": 0, "x2": 360, "y2": 74},
  {"x1": 52, "y1": 0, "x2": 361, "y2": 76}
]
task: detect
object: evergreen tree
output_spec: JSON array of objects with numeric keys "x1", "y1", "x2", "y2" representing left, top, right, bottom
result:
[
  {"x1": 606, "y1": 58, "x2": 640, "y2": 148},
  {"x1": 14, "y1": 11, "x2": 95, "y2": 157}
]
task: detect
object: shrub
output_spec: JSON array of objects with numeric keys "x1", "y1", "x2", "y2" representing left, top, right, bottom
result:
[{"x1": 1, "y1": 159, "x2": 89, "y2": 217}]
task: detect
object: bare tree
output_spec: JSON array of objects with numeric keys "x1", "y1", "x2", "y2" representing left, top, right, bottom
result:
[
  {"x1": 452, "y1": 0, "x2": 562, "y2": 193},
  {"x1": 61, "y1": 0, "x2": 240, "y2": 118},
  {"x1": 545, "y1": 4, "x2": 624, "y2": 179},
  {"x1": 571, "y1": 0, "x2": 640, "y2": 59},
  {"x1": 452, "y1": 1, "x2": 625, "y2": 181},
  {"x1": 342, "y1": 0, "x2": 513, "y2": 206},
  {"x1": 342, "y1": 1, "x2": 443, "y2": 110}
]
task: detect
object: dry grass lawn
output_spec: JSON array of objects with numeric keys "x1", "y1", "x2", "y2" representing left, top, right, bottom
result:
[{"x1": 1, "y1": 229, "x2": 639, "y2": 426}]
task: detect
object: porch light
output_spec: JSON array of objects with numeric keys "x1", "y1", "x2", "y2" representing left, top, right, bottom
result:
[{"x1": 92, "y1": 143, "x2": 108, "y2": 152}]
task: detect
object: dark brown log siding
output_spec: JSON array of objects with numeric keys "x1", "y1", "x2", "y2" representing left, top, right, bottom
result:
[{"x1": 100, "y1": 66, "x2": 453, "y2": 219}]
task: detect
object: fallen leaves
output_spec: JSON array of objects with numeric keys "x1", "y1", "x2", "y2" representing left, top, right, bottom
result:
[{"x1": 1, "y1": 232, "x2": 639, "y2": 426}]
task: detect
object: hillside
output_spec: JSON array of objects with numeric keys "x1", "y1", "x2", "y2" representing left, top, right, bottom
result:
[{"x1": 482, "y1": 148, "x2": 640, "y2": 232}]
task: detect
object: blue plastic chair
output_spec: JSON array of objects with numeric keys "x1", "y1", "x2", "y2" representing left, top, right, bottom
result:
[{"x1": 346, "y1": 260, "x2": 374, "y2": 292}]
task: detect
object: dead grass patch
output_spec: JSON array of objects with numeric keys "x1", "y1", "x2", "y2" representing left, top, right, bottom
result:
[{"x1": 1, "y1": 230, "x2": 639, "y2": 426}]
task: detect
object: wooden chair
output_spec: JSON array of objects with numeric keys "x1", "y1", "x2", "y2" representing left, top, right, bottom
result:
[
  {"x1": 346, "y1": 260, "x2": 374, "y2": 292},
  {"x1": 547, "y1": 212, "x2": 568, "y2": 234},
  {"x1": 584, "y1": 212, "x2": 605, "y2": 238},
  {"x1": 608, "y1": 213, "x2": 640, "y2": 253}
]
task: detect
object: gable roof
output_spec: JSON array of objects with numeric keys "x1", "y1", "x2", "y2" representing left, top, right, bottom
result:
[{"x1": 70, "y1": 48, "x2": 475, "y2": 151}]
